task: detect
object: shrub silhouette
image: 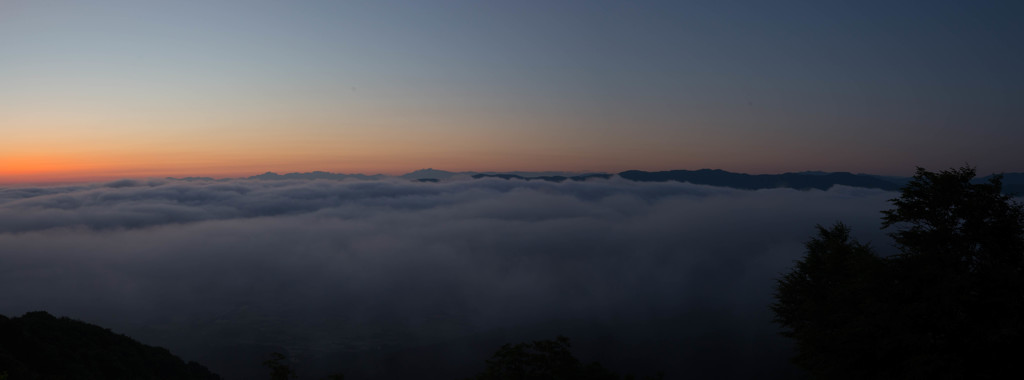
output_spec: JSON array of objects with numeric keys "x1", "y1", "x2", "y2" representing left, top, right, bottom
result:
[
  {"x1": 263, "y1": 352, "x2": 297, "y2": 380},
  {"x1": 470, "y1": 336, "x2": 662, "y2": 380},
  {"x1": 774, "y1": 166, "x2": 1024, "y2": 379},
  {"x1": 261, "y1": 352, "x2": 344, "y2": 380}
]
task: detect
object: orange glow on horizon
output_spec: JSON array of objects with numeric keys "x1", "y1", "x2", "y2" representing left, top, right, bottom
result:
[{"x1": 0, "y1": 150, "x2": 625, "y2": 185}]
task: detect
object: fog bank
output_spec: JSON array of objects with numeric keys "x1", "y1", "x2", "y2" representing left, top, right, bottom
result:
[{"x1": 0, "y1": 178, "x2": 895, "y2": 379}]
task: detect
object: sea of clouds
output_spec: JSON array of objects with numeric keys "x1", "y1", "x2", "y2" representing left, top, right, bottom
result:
[{"x1": 0, "y1": 177, "x2": 897, "y2": 379}]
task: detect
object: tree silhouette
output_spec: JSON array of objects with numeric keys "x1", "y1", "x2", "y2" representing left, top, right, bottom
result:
[
  {"x1": 261, "y1": 352, "x2": 344, "y2": 380},
  {"x1": 470, "y1": 336, "x2": 662, "y2": 380},
  {"x1": 881, "y1": 166, "x2": 1024, "y2": 378},
  {"x1": 263, "y1": 352, "x2": 296, "y2": 380},
  {"x1": 774, "y1": 166, "x2": 1024, "y2": 379},
  {"x1": 771, "y1": 223, "x2": 887, "y2": 379}
]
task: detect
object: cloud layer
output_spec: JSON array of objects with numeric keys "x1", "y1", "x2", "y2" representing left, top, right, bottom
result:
[{"x1": 0, "y1": 178, "x2": 896, "y2": 379}]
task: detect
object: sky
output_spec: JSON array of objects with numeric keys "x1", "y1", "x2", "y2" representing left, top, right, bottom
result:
[{"x1": 2, "y1": 0, "x2": 1023, "y2": 182}]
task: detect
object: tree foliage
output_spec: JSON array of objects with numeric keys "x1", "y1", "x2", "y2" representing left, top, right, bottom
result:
[
  {"x1": 772, "y1": 223, "x2": 887, "y2": 379},
  {"x1": 774, "y1": 166, "x2": 1024, "y2": 379},
  {"x1": 261, "y1": 352, "x2": 344, "y2": 380},
  {"x1": 263, "y1": 352, "x2": 297, "y2": 380}
]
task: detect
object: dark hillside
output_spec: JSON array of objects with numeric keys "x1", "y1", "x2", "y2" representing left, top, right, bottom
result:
[{"x1": 0, "y1": 311, "x2": 220, "y2": 380}]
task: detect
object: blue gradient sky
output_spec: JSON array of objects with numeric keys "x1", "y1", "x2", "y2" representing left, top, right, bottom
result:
[{"x1": 2, "y1": 0, "x2": 1022, "y2": 182}]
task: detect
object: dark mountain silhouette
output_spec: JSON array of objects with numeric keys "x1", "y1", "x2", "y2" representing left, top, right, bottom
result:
[
  {"x1": 471, "y1": 173, "x2": 613, "y2": 182},
  {"x1": 480, "y1": 170, "x2": 595, "y2": 178},
  {"x1": 166, "y1": 176, "x2": 220, "y2": 181},
  {"x1": 163, "y1": 168, "x2": 1024, "y2": 194},
  {"x1": 247, "y1": 171, "x2": 386, "y2": 181},
  {"x1": 400, "y1": 168, "x2": 472, "y2": 180},
  {"x1": 0, "y1": 311, "x2": 220, "y2": 380},
  {"x1": 401, "y1": 168, "x2": 597, "y2": 181},
  {"x1": 406, "y1": 169, "x2": 1024, "y2": 193},
  {"x1": 617, "y1": 169, "x2": 901, "y2": 191}
]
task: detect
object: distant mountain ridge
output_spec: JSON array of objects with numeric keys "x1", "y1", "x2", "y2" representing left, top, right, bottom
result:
[
  {"x1": 399, "y1": 168, "x2": 591, "y2": 180},
  {"x1": 247, "y1": 171, "x2": 387, "y2": 181},
  {"x1": 167, "y1": 169, "x2": 1024, "y2": 194},
  {"x1": 617, "y1": 169, "x2": 901, "y2": 191},
  {"x1": 471, "y1": 173, "x2": 613, "y2": 182}
]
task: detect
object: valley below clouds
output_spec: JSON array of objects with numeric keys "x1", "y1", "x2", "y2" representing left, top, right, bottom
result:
[{"x1": 0, "y1": 177, "x2": 897, "y2": 379}]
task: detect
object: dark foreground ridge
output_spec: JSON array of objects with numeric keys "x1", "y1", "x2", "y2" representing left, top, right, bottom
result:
[{"x1": 0, "y1": 311, "x2": 220, "y2": 380}]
